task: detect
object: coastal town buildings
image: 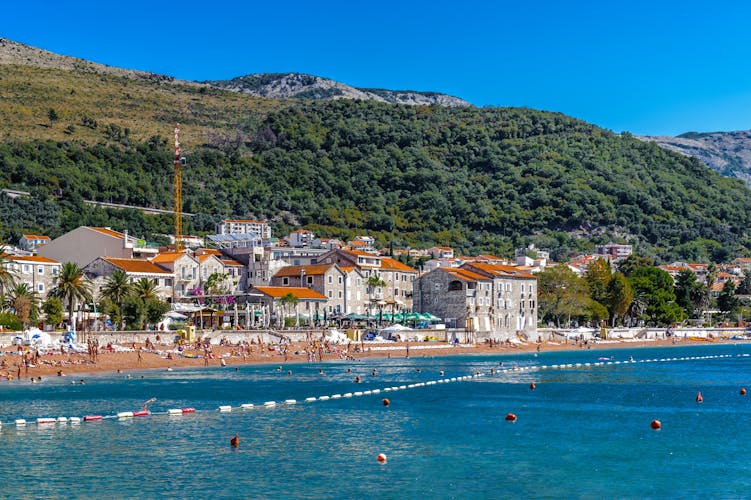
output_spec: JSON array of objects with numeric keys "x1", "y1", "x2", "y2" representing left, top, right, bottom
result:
[
  {"x1": 215, "y1": 219, "x2": 272, "y2": 239},
  {"x1": 84, "y1": 257, "x2": 174, "y2": 301},
  {"x1": 38, "y1": 226, "x2": 158, "y2": 267},
  {"x1": 5, "y1": 255, "x2": 61, "y2": 296}
]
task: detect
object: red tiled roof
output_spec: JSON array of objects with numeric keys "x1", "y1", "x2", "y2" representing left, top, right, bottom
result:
[
  {"x1": 152, "y1": 252, "x2": 188, "y2": 264},
  {"x1": 89, "y1": 227, "x2": 125, "y2": 239},
  {"x1": 274, "y1": 264, "x2": 335, "y2": 277},
  {"x1": 379, "y1": 257, "x2": 417, "y2": 273},
  {"x1": 254, "y1": 286, "x2": 326, "y2": 300},
  {"x1": 22, "y1": 234, "x2": 50, "y2": 241},
  {"x1": 104, "y1": 257, "x2": 172, "y2": 274},
  {"x1": 443, "y1": 268, "x2": 491, "y2": 282},
  {"x1": 7, "y1": 255, "x2": 60, "y2": 264}
]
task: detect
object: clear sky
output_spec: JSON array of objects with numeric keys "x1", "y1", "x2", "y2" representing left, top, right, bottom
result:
[{"x1": 4, "y1": 0, "x2": 751, "y2": 136}]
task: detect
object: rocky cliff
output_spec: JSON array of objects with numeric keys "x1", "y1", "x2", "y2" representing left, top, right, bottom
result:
[{"x1": 204, "y1": 73, "x2": 471, "y2": 107}]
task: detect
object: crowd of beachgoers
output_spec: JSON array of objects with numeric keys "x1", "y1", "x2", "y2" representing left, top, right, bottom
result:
[{"x1": 0, "y1": 330, "x2": 735, "y2": 382}]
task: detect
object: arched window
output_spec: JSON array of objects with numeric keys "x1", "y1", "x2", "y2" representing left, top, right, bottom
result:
[{"x1": 448, "y1": 280, "x2": 463, "y2": 292}]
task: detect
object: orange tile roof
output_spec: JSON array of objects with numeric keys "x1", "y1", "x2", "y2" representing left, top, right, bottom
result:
[
  {"x1": 274, "y1": 264, "x2": 335, "y2": 277},
  {"x1": 464, "y1": 262, "x2": 537, "y2": 279},
  {"x1": 89, "y1": 227, "x2": 125, "y2": 239},
  {"x1": 196, "y1": 254, "x2": 219, "y2": 264},
  {"x1": 254, "y1": 286, "x2": 326, "y2": 300},
  {"x1": 379, "y1": 257, "x2": 417, "y2": 273},
  {"x1": 444, "y1": 268, "x2": 491, "y2": 282},
  {"x1": 152, "y1": 252, "x2": 188, "y2": 264},
  {"x1": 219, "y1": 258, "x2": 244, "y2": 267},
  {"x1": 104, "y1": 257, "x2": 172, "y2": 274},
  {"x1": 22, "y1": 234, "x2": 50, "y2": 241},
  {"x1": 7, "y1": 255, "x2": 60, "y2": 264}
]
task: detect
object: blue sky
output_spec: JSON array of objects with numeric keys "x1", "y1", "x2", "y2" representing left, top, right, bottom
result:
[{"x1": 4, "y1": 1, "x2": 751, "y2": 136}]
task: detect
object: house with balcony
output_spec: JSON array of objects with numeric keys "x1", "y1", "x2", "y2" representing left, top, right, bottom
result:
[
  {"x1": 270, "y1": 263, "x2": 364, "y2": 317},
  {"x1": 5, "y1": 255, "x2": 62, "y2": 298},
  {"x1": 85, "y1": 257, "x2": 174, "y2": 301},
  {"x1": 215, "y1": 219, "x2": 272, "y2": 239},
  {"x1": 316, "y1": 249, "x2": 418, "y2": 313},
  {"x1": 251, "y1": 286, "x2": 328, "y2": 327},
  {"x1": 19, "y1": 234, "x2": 51, "y2": 252},
  {"x1": 151, "y1": 252, "x2": 199, "y2": 300}
]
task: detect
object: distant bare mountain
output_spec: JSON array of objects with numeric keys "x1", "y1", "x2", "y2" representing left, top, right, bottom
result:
[
  {"x1": 639, "y1": 131, "x2": 751, "y2": 186},
  {"x1": 1, "y1": 38, "x2": 471, "y2": 108},
  {"x1": 204, "y1": 73, "x2": 472, "y2": 107},
  {"x1": 0, "y1": 37, "x2": 190, "y2": 85}
]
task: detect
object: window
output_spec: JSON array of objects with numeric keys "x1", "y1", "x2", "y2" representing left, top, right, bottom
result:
[
  {"x1": 395, "y1": 273, "x2": 400, "y2": 281},
  {"x1": 37, "y1": 266, "x2": 44, "y2": 274},
  {"x1": 328, "y1": 290, "x2": 333, "y2": 298},
  {"x1": 307, "y1": 276, "x2": 313, "y2": 285},
  {"x1": 338, "y1": 276, "x2": 342, "y2": 285},
  {"x1": 37, "y1": 283, "x2": 44, "y2": 293},
  {"x1": 283, "y1": 277, "x2": 289, "y2": 285},
  {"x1": 328, "y1": 276, "x2": 333, "y2": 284},
  {"x1": 23, "y1": 264, "x2": 31, "y2": 273},
  {"x1": 338, "y1": 291, "x2": 342, "y2": 299},
  {"x1": 394, "y1": 288, "x2": 399, "y2": 297}
]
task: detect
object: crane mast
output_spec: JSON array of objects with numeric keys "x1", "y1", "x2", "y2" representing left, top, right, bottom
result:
[{"x1": 173, "y1": 124, "x2": 183, "y2": 252}]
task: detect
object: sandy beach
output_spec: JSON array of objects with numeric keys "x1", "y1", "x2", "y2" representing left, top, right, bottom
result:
[{"x1": 0, "y1": 334, "x2": 732, "y2": 382}]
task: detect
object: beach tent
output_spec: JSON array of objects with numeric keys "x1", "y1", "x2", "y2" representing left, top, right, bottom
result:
[
  {"x1": 24, "y1": 328, "x2": 53, "y2": 347},
  {"x1": 381, "y1": 324, "x2": 413, "y2": 335}
]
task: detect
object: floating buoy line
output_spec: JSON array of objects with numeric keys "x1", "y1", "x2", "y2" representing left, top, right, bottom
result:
[{"x1": 1, "y1": 352, "x2": 748, "y2": 430}]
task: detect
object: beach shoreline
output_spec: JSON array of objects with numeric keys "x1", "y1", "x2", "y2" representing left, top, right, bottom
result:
[{"x1": 1, "y1": 335, "x2": 740, "y2": 381}]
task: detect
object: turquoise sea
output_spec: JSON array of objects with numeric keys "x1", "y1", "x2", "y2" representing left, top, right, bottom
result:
[{"x1": 1, "y1": 343, "x2": 750, "y2": 499}]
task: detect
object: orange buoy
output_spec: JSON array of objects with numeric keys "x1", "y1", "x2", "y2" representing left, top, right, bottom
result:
[
  {"x1": 695, "y1": 391, "x2": 703, "y2": 403},
  {"x1": 529, "y1": 383, "x2": 536, "y2": 390},
  {"x1": 382, "y1": 398, "x2": 390, "y2": 407},
  {"x1": 377, "y1": 453, "x2": 387, "y2": 463},
  {"x1": 230, "y1": 433, "x2": 239, "y2": 448},
  {"x1": 505, "y1": 413, "x2": 517, "y2": 422},
  {"x1": 650, "y1": 419, "x2": 661, "y2": 430},
  {"x1": 741, "y1": 387, "x2": 747, "y2": 395}
]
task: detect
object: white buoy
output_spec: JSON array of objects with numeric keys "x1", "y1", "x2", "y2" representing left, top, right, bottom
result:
[
  {"x1": 353, "y1": 392, "x2": 363, "y2": 397},
  {"x1": 69, "y1": 417, "x2": 81, "y2": 424},
  {"x1": 117, "y1": 411, "x2": 134, "y2": 419},
  {"x1": 343, "y1": 393, "x2": 353, "y2": 398},
  {"x1": 305, "y1": 397, "x2": 317, "y2": 402},
  {"x1": 241, "y1": 403, "x2": 255, "y2": 409},
  {"x1": 15, "y1": 419, "x2": 26, "y2": 426},
  {"x1": 57, "y1": 417, "x2": 68, "y2": 423},
  {"x1": 331, "y1": 394, "x2": 342, "y2": 399},
  {"x1": 319, "y1": 396, "x2": 330, "y2": 401},
  {"x1": 167, "y1": 409, "x2": 183, "y2": 415},
  {"x1": 219, "y1": 405, "x2": 232, "y2": 412},
  {"x1": 263, "y1": 401, "x2": 276, "y2": 407},
  {"x1": 284, "y1": 399, "x2": 297, "y2": 405}
]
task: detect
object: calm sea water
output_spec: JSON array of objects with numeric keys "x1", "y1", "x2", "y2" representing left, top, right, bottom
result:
[{"x1": 1, "y1": 343, "x2": 750, "y2": 499}]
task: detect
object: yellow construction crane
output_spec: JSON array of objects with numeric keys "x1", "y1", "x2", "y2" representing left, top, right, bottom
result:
[{"x1": 173, "y1": 124, "x2": 185, "y2": 252}]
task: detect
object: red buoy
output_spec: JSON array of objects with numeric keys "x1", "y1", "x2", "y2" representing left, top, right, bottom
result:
[
  {"x1": 529, "y1": 383, "x2": 536, "y2": 390},
  {"x1": 382, "y1": 398, "x2": 390, "y2": 407},
  {"x1": 505, "y1": 413, "x2": 517, "y2": 422},
  {"x1": 741, "y1": 388, "x2": 747, "y2": 396},
  {"x1": 650, "y1": 419, "x2": 661, "y2": 430},
  {"x1": 377, "y1": 453, "x2": 387, "y2": 463},
  {"x1": 695, "y1": 392, "x2": 703, "y2": 403},
  {"x1": 230, "y1": 433, "x2": 239, "y2": 448}
]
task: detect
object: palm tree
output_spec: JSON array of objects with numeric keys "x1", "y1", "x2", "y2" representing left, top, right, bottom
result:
[
  {"x1": 0, "y1": 246, "x2": 17, "y2": 312},
  {"x1": 8, "y1": 283, "x2": 40, "y2": 329},
  {"x1": 279, "y1": 292, "x2": 299, "y2": 328},
  {"x1": 101, "y1": 270, "x2": 134, "y2": 330},
  {"x1": 367, "y1": 274, "x2": 387, "y2": 322},
  {"x1": 133, "y1": 278, "x2": 159, "y2": 302},
  {"x1": 49, "y1": 262, "x2": 92, "y2": 332}
]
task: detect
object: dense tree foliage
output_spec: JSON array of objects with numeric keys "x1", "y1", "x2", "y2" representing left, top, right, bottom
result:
[{"x1": 3, "y1": 101, "x2": 751, "y2": 261}]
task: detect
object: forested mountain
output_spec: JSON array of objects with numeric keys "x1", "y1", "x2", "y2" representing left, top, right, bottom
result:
[{"x1": 1, "y1": 38, "x2": 751, "y2": 263}]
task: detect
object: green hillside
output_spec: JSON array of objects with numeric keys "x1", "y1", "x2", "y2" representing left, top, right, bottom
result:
[{"x1": 1, "y1": 64, "x2": 750, "y2": 263}]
